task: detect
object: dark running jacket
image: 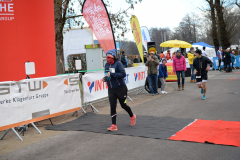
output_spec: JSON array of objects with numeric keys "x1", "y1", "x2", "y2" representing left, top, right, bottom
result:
[
  {"x1": 121, "y1": 55, "x2": 127, "y2": 65},
  {"x1": 105, "y1": 58, "x2": 126, "y2": 89},
  {"x1": 193, "y1": 56, "x2": 213, "y2": 76}
]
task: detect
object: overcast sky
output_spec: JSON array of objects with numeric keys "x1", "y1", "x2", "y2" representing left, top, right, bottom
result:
[
  {"x1": 109, "y1": 0, "x2": 206, "y2": 40},
  {"x1": 79, "y1": 0, "x2": 208, "y2": 41}
]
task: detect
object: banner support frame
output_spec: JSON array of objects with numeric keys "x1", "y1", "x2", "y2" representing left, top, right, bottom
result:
[
  {"x1": 0, "y1": 128, "x2": 23, "y2": 141},
  {"x1": 137, "y1": 85, "x2": 149, "y2": 95},
  {"x1": 31, "y1": 123, "x2": 42, "y2": 134}
]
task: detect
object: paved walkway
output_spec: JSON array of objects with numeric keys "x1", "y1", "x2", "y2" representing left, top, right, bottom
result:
[{"x1": 1, "y1": 71, "x2": 240, "y2": 160}]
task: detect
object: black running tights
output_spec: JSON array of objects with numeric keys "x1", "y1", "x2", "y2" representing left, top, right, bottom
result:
[{"x1": 108, "y1": 86, "x2": 133, "y2": 125}]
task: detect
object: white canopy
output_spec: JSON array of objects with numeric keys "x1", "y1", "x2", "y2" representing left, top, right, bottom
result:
[
  {"x1": 163, "y1": 45, "x2": 216, "y2": 57},
  {"x1": 187, "y1": 45, "x2": 216, "y2": 57}
]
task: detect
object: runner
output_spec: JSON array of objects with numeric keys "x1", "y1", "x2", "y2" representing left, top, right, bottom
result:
[
  {"x1": 193, "y1": 49, "x2": 213, "y2": 100},
  {"x1": 103, "y1": 49, "x2": 136, "y2": 131}
]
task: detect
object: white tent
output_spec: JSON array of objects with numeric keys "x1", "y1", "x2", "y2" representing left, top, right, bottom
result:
[
  {"x1": 163, "y1": 45, "x2": 216, "y2": 57},
  {"x1": 163, "y1": 48, "x2": 177, "y2": 57},
  {"x1": 186, "y1": 45, "x2": 216, "y2": 57}
]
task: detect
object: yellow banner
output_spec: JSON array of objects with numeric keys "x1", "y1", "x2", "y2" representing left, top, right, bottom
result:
[{"x1": 130, "y1": 15, "x2": 144, "y2": 64}]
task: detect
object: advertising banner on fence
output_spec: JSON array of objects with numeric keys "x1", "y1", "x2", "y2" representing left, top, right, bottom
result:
[
  {"x1": 236, "y1": 55, "x2": 240, "y2": 67},
  {"x1": 0, "y1": 74, "x2": 81, "y2": 131},
  {"x1": 213, "y1": 57, "x2": 224, "y2": 69},
  {"x1": 141, "y1": 26, "x2": 151, "y2": 52},
  {"x1": 166, "y1": 62, "x2": 177, "y2": 82},
  {"x1": 208, "y1": 57, "x2": 214, "y2": 70},
  {"x1": 130, "y1": 15, "x2": 144, "y2": 63},
  {"x1": 232, "y1": 56, "x2": 238, "y2": 68},
  {"x1": 83, "y1": 66, "x2": 146, "y2": 103},
  {"x1": 82, "y1": 0, "x2": 116, "y2": 53}
]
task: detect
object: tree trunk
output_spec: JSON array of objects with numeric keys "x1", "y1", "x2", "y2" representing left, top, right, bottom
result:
[
  {"x1": 208, "y1": 0, "x2": 220, "y2": 52},
  {"x1": 215, "y1": 0, "x2": 230, "y2": 50},
  {"x1": 54, "y1": 0, "x2": 68, "y2": 74}
]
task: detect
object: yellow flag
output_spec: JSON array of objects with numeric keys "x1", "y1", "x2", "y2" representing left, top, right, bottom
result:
[{"x1": 130, "y1": 15, "x2": 144, "y2": 64}]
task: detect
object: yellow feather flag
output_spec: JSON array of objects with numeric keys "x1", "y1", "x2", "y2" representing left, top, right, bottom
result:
[{"x1": 130, "y1": 15, "x2": 144, "y2": 64}]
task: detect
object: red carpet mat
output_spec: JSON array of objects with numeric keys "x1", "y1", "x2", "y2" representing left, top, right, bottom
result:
[{"x1": 169, "y1": 119, "x2": 240, "y2": 147}]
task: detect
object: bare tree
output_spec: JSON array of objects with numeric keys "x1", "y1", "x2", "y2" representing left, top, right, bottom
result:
[
  {"x1": 215, "y1": 0, "x2": 231, "y2": 49},
  {"x1": 120, "y1": 40, "x2": 139, "y2": 55},
  {"x1": 235, "y1": 0, "x2": 240, "y2": 7},
  {"x1": 205, "y1": 0, "x2": 220, "y2": 52},
  {"x1": 54, "y1": 0, "x2": 143, "y2": 74},
  {"x1": 224, "y1": 7, "x2": 240, "y2": 44},
  {"x1": 171, "y1": 13, "x2": 201, "y2": 45},
  {"x1": 149, "y1": 27, "x2": 171, "y2": 52}
]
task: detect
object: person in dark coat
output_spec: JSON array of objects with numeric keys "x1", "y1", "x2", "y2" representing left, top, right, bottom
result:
[
  {"x1": 223, "y1": 48, "x2": 232, "y2": 72},
  {"x1": 140, "y1": 52, "x2": 148, "y2": 63},
  {"x1": 121, "y1": 51, "x2": 127, "y2": 68},
  {"x1": 133, "y1": 55, "x2": 139, "y2": 63}
]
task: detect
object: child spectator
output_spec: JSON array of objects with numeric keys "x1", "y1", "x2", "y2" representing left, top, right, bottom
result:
[{"x1": 158, "y1": 58, "x2": 168, "y2": 94}]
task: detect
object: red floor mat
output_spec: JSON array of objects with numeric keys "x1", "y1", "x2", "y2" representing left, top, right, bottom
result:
[{"x1": 169, "y1": 119, "x2": 240, "y2": 147}]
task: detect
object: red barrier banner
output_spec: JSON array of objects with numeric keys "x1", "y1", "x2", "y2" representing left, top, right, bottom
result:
[
  {"x1": 0, "y1": 0, "x2": 56, "y2": 82},
  {"x1": 82, "y1": 0, "x2": 116, "y2": 53}
]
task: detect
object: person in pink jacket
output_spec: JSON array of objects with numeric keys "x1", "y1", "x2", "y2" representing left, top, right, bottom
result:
[{"x1": 173, "y1": 50, "x2": 187, "y2": 91}]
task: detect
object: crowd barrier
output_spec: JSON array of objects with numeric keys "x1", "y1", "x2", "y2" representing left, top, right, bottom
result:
[
  {"x1": 82, "y1": 66, "x2": 146, "y2": 103},
  {"x1": 0, "y1": 74, "x2": 82, "y2": 133},
  {"x1": 237, "y1": 55, "x2": 240, "y2": 67},
  {"x1": 212, "y1": 55, "x2": 240, "y2": 69}
]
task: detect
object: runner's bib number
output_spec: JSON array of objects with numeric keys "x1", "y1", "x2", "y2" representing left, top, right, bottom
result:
[{"x1": 109, "y1": 68, "x2": 115, "y2": 73}]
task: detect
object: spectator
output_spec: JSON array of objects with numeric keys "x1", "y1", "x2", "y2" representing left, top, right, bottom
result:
[
  {"x1": 158, "y1": 58, "x2": 168, "y2": 94},
  {"x1": 202, "y1": 46, "x2": 208, "y2": 57},
  {"x1": 188, "y1": 47, "x2": 196, "y2": 83},
  {"x1": 166, "y1": 50, "x2": 171, "y2": 60},
  {"x1": 160, "y1": 51, "x2": 165, "y2": 59},
  {"x1": 156, "y1": 51, "x2": 161, "y2": 61},
  {"x1": 224, "y1": 48, "x2": 232, "y2": 72},
  {"x1": 217, "y1": 47, "x2": 223, "y2": 72},
  {"x1": 133, "y1": 55, "x2": 139, "y2": 63},
  {"x1": 121, "y1": 51, "x2": 127, "y2": 68},
  {"x1": 140, "y1": 52, "x2": 148, "y2": 63},
  {"x1": 146, "y1": 51, "x2": 160, "y2": 96},
  {"x1": 125, "y1": 57, "x2": 128, "y2": 68},
  {"x1": 173, "y1": 50, "x2": 187, "y2": 91},
  {"x1": 172, "y1": 52, "x2": 176, "y2": 59},
  {"x1": 230, "y1": 51, "x2": 236, "y2": 69}
]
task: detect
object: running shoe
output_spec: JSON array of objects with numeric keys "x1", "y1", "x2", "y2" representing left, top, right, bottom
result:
[
  {"x1": 130, "y1": 114, "x2": 136, "y2": 126},
  {"x1": 155, "y1": 92, "x2": 160, "y2": 95},
  {"x1": 107, "y1": 124, "x2": 118, "y2": 131},
  {"x1": 161, "y1": 91, "x2": 164, "y2": 94},
  {"x1": 201, "y1": 88, "x2": 204, "y2": 94},
  {"x1": 202, "y1": 95, "x2": 206, "y2": 100},
  {"x1": 164, "y1": 91, "x2": 168, "y2": 94},
  {"x1": 151, "y1": 94, "x2": 154, "y2": 96}
]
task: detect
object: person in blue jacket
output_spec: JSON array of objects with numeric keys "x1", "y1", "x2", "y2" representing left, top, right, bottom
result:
[
  {"x1": 125, "y1": 57, "x2": 128, "y2": 67},
  {"x1": 230, "y1": 51, "x2": 236, "y2": 69},
  {"x1": 102, "y1": 49, "x2": 136, "y2": 131},
  {"x1": 158, "y1": 58, "x2": 168, "y2": 94}
]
